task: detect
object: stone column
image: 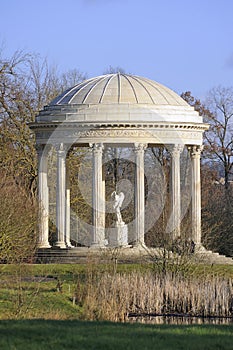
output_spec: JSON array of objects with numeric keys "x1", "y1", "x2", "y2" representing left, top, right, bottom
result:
[
  {"x1": 189, "y1": 145, "x2": 203, "y2": 246},
  {"x1": 90, "y1": 143, "x2": 105, "y2": 247},
  {"x1": 134, "y1": 143, "x2": 147, "y2": 246},
  {"x1": 102, "y1": 162, "x2": 106, "y2": 232},
  {"x1": 55, "y1": 143, "x2": 67, "y2": 248},
  {"x1": 169, "y1": 144, "x2": 183, "y2": 239},
  {"x1": 37, "y1": 145, "x2": 51, "y2": 248},
  {"x1": 65, "y1": 160, "x2": 73, "y2": 248}
]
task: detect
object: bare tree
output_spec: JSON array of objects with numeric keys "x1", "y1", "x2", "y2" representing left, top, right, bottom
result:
[
  {"x1": 103, "y1": 65, "x2": 127, "y2": 74},
  {"x1": 0, "y1": 171, "x2": 38, "y2": 263},
  {"x1": 204, "y1": 86, "x2": 233, "y2": 189},
  {"x1": 0, "y1": 47, "x2": 87, "y2": 253},
  {"x1": 0, "y1": 49, "x2": 86, "y2": 198},
  {"x1": 201, "y1": 165, "x2": 233, "y2": 256},
  {"x1": 181, "y1": 89, "x2": 233, "y2": 189},
  {"x1": 181, "y1": 90, "x2": 233, "y2": 256},
  {"x1": 0, "y1": 50, "x2": 37, "y2": 197}
]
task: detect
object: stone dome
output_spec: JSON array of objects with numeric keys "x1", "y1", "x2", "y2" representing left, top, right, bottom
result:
[
  {"x1": 50, "y1": 73, "x2": 188, "y2": 106},
  {"x1": 36, "y1": 73, "x2": 202, "y2": 124},
  {"x1": 31, "y1": 72, "x2": 209, "y2": 148}
]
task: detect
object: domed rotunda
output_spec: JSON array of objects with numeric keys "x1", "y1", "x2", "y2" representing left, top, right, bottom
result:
[{"x1": 30, "y1": 73, "x2": 208, "y2": 251}]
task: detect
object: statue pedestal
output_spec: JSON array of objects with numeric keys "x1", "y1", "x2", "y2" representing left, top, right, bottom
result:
[{"x1": 109, "y1": 222, "x2": 128, "y2": 247}]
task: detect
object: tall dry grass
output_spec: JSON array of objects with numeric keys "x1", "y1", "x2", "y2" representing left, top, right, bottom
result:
[{"x1": 76, "y1": 272, "x2": 233, "y2": 322}]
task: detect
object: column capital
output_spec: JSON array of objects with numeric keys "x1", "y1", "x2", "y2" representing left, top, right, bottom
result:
[
  {"x1": 89, "y1": 143, "x2": 104, "y2": 154},
  {"x1": 188, "y1": 145, "x2": 204, "y2": 158},
  {"x1": 168, "y1": 144, "x2": 184, "y2": 157},
  {"x1": 55, "y1": 143, "x2": 69, "y2": 156},
  {"x1": 134, "y1": 143, "x2": 147, "y2": 153}
]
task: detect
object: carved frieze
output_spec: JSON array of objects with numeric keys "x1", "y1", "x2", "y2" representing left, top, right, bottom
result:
[{"x1": 34, "y1": 124, "x2": 204, "y2": 145}]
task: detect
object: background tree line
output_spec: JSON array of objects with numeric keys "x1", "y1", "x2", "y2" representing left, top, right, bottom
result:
[
  {"x1": 181, "y1": 90, "x2": 233, "y2": 256},
  {"x1": 0, "y1": 49, "x2": 232, "y2": 261},
  {"x1": 0, "y1": 49, "x2": 86, "y2": 261}
]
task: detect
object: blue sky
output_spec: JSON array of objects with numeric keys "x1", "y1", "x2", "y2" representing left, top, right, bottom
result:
[{"x1": 1, "y1": 0, "x2": 233, "y2": 99}]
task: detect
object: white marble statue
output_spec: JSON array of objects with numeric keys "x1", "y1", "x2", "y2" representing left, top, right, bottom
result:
[{"x1": 111, "y1": 190, "x2": 125, "y2": 223}]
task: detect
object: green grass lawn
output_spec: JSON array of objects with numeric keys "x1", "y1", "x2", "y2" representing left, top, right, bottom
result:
[
  {"x1": 0, "y1": 263, "x2": 232, "y2": 320},
  {"x1": 0, "y1": 263, "x2": 232, "y2": 350},
  {"x1": 1, "y1": 262, "x2": 232, "y2": 279},
  {"x1": 0, "y1": 320, "x2": 232, "y2": 350}
]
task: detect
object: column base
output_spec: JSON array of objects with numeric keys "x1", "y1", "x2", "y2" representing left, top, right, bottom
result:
[
  {"x1": 54, "y1": 241, "x2": 67, "y2": 249},
  {"x1": 66, "y1": 244, "x2": 75, "y2": 249},
  {"x1": 171, "y1": 229, "x2": 181, "y2": 241},
  {"x1": 37, "y1": 242, "x2": 51, "y2": 249},
  {"x1": 132, "y1": 241, "x2": 146, "y2": 249},
  {"x1": 91, "y1": 227, "x2": 106, "y2": 248},
  {"x1": 194, "y1": 243, "x2": 206, "y2": 253}
]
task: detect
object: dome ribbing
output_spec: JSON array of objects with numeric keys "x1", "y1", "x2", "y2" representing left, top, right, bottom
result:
[{"x1": 50, "y1": 73, "x2": 188, "y2": 107}]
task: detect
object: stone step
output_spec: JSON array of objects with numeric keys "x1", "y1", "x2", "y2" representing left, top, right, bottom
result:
[
  {"x1": 195, "y1": 251, "x2": 233, "y2": 265},
  {"x1": 35, "y1": 247, "x2": 233, "y2": 265}
]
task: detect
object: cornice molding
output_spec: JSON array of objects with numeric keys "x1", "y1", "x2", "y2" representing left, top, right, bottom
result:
[{"x1": 29, "y1": 122, "x2": 209, "y2": 131}]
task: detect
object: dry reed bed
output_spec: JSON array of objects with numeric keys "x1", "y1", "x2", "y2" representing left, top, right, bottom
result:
[{"x1": 80, "y1": 272, "x2": 233, "y2": 322}]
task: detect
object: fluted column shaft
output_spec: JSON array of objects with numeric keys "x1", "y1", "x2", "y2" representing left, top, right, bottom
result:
[
  {"x1": 65, "y1": 160, "x2": 73, "y2": 247},
  {"x1": 189, "y1": 145, "x2": 202, "y2": 245},
  {"x1": 170, "y1": 144, "x2": 183, "y2": 239},
  {"x1": 91, "y1": 143, "x2": 105, "y2": 247},
  {"x1": 134, "y1": 143, "x2": 147, "y2": 246},
  {"x1": 55, "y1": 143, "x2": 67, "y2": 248},
  {"x1": 37, "y1": 145, "x2": 51, "y2": 248}
]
